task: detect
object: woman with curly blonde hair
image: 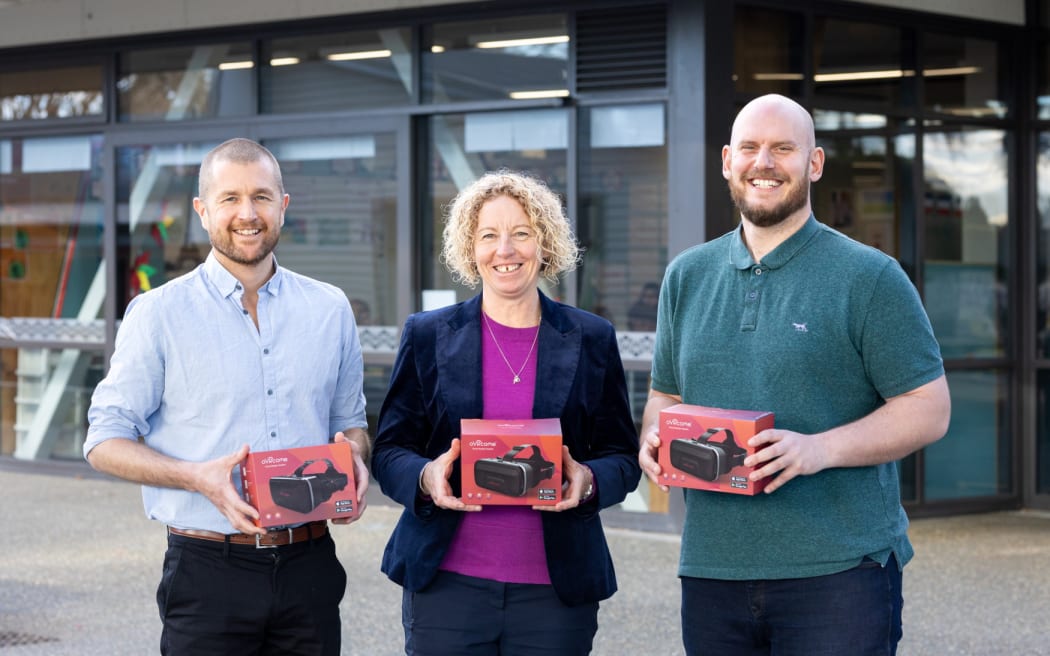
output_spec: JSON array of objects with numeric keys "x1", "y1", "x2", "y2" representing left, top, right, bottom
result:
[{"x1": 373, "y1": 170, "x2": 641, "y2": 655}]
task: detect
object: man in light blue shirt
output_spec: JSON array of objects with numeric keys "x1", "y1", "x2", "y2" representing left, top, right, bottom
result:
[{"x1": 85, "y1": 138, "x2": 369, "y2": 655}]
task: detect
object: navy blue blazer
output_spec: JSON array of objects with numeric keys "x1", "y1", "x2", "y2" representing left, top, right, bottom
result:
[{"x1": 371, "y1": 292, "x2": 641, "y2": 607}]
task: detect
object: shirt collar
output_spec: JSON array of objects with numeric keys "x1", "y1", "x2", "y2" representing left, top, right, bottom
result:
[
  {"x1": 202, "y1": 252, "x2": 284, "y2": 298},
  {"x1": 729, "y1": 214, "x2": 821, "y2": 271}
]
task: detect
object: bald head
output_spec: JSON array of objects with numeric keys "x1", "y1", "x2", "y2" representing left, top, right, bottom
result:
[{"x1": 730, "y1": 94, "x2": 816, "y2": 151}]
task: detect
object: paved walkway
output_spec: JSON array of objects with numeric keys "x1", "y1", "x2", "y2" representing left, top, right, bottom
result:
[{"x1": 2, "y1": 461, "x2": 1049, "y2": 655}]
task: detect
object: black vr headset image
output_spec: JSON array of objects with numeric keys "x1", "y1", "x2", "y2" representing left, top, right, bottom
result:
[
  {"x1": 669, "y1": 427, "x2": 747, "y2": 482},
  {"x1": 269, "y1": 458, "x2": 349, "y2": 514},
  {"x1": 474, "y1": 444, "x2": 556, "y2": 497}
]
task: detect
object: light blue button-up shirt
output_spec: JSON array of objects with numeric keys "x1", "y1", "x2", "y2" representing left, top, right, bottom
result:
[{"x1": 86, "y1": 253, "x2": 367, "y2": 533}]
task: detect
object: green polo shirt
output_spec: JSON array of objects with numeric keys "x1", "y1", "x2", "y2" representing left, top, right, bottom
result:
[{"x1": 651, "y1": 215, "x2": 944, "y2": 580}]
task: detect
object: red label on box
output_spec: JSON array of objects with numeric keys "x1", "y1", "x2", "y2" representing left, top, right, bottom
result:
[
  {"x1": 241, "y1": 442, "x2": 359, "y2": 528},
  {"x1": 658, "y1": 404, "x2": 774, "y2": 495},
  {"x1": 460, "y1": 418, "x2": 562, "y2": 506}
]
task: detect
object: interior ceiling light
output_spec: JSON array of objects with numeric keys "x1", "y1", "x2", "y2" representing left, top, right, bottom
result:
[
  {"x1": 476, "y1": 35, "x2": 569, "y2": 49},
  {"x1": 218, "y1": 60, "x2": 254, "y2": 70},
  {"x1": 269, "y1": 57, "x2": 300, "y2": 67},
  {"x1": 430, "y1": 45, "x2": 446, "y2": 53},
  {"x1": 326, "y1": 49, "x2": 391, "y2": 61},
  {"x1": 509, "y1": 89, "x2": 570, "y2": 100}
]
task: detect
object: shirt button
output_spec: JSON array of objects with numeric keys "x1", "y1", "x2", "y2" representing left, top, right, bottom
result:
[
  {"x1": 748, "y1": 291, "x2": 758, "y2": 299},
  {"x1": 267, "y1": 389, "x2": 273, "y2": 395},
  {"x1": 242, "y1": 309, "x2": 249, "y2": 315},
  {"x1": 270, "y1": 431, "x2": 276, "y2": 438},
  {"x1": 263, "y1": 348, "x2": 270, "y2": 355},
  {"x1": 755, "y1": 268, "x2": 763, "y2": 275}
]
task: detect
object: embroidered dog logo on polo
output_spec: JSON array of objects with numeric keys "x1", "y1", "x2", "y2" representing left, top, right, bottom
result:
[{"x1": 792, "y1": 322, "x2": 808, "y2": 332}]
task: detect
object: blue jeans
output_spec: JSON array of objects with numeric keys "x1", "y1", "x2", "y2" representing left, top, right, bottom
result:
[
  {"x1": 680, "y1": 556, "x2": 903, "y2": 656},
  {"x1": 402, "y1": 570, "x2": 599, "y2": 655}
]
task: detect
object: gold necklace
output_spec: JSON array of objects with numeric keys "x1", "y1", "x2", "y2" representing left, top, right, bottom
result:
[{"x1": 482, "y1": 312, "x2": 540, "y2": 384}]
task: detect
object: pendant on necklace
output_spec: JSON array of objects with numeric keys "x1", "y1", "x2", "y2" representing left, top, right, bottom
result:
[{"x1": 513, "y1": 375, "x2": 521, "y2": 384}]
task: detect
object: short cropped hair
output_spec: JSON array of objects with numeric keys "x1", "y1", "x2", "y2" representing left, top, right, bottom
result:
[
  {"x1": 198, "y1": 138, "x2": 284, "y2": 200},
  {"x1": 441, "y1": 170, "x2": 580, "y2": 288}
]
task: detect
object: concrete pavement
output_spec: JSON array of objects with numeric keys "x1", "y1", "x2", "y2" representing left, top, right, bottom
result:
[{"x1": 2, "y1": 460, "x2": 1049, "y2": 655}]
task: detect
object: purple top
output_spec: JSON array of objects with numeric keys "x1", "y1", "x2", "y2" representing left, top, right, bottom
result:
[{"x1": 439, "y1": 313, "x2": 550, "y2": 584}]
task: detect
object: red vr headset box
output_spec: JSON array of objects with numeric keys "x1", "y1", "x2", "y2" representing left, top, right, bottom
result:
[
  {"x1": 658, "y1": 404, "x2": 774, "y2": 495},
  {"x1": 241, "y1": 442, "x2": 359, "y2": 528},
  {"x1": 460, "y1": 418, "x2": 562, "y2": 506}
]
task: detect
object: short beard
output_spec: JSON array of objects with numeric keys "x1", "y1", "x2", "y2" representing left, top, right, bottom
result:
[{"x1": 728, "y1": 177, "x2": 809, "y2": 228}]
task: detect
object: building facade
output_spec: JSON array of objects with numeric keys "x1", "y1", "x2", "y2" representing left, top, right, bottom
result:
[{"x1": 1, "y1": 0, "x2": 1048, "y2": 526}]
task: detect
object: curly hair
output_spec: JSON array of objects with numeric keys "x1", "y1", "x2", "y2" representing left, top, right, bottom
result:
[{"x1": 441, "y1": 170, "x2": 580, "y2": 288}]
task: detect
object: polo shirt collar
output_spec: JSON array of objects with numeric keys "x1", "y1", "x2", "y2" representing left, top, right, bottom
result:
[
  {"x1": 202, "y1": 251, "x2": 284, "y2": 298},
  {"x1": 729, "y1": 214, "x2": 822, "y2": 270}
]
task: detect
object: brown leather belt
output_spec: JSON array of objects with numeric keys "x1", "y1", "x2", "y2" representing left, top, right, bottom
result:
[{"x1": 167, "y1": 520, "x2": 328, "y2": 548}]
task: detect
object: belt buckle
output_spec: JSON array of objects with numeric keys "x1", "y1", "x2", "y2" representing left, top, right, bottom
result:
[{"x1": 254, "y1": 527, "x2": 293, "y2": 549}]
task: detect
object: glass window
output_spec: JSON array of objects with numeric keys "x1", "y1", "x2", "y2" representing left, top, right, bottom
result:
[
  {"x1": 813, "y1": 18, "x2": 910, "y2": 108},
  {"x1": 261, "y1": 28, "x2": 413, "y2": 113},
  {"x1": 0, "y1": 134, "x2": 105, "y2": 459},
  {"x1": 1037, "y1": 133, "x2": 1050, "y2": 356},
  {"x1": 922, "y1": 129, "x2": 1010, "y2": 359},
  {"x1": 1, "y1": 65, "x2": 104, "y2": 121},
  {"x1": 424, "y1": 109, "x2": 569, "y2": 302},
  {"x1": 1038, "y1": 371, "x2": 1050, "y2": 494},
  {"x1": 0, "y1": 347, "x2": 104, "y2": 459},
  {"x1": 733, "y1": 7, "x2": 804, "y2": 97},
  {"x1": 423, "y1": 14, "x2": 569, "y2": 103},
  {"x1": 115, "y1": 142, "x2": 217, "y2": 309},
  {"x1": 1, "y1": 135, "x2": 105, "y2": 320},
  {"x1": 924, "y1": 369, "x2": 1011, "y2": 500},
  {"x1": 578, "y1": 104, "x2": 668, "y2": 331},
  {"x1": 1038, "y1": 42, "x2": 1050, "y2": 119},
  {"x1": 924, "y1": 33, "x2": 1006, "y2": 119},
  {"x1": 814, "y1": 124, "x2": 912, "y2": 259},
  {"x1": 118, "y1": 43, "x2": 255, "y2": 121},
  {"x1": 265, "y1": 134, "x2": 399, "y2": 327},
  {"x1": 116, "y1": 134, "x2": 400, "y2": 327}
]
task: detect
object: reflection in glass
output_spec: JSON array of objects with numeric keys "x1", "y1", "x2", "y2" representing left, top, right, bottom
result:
[
  {"x1": 116, "y1": 142, "x2": 217, "y2": 310},
  {"x1": 814, "y1": 130, "x2": 908, "y2": 258},
  {"x1": 1037, "y1": 372, "x2": 1050, "y2": 494},
  {"x1": 425, "y1": 110, "x2": 568, "y2": 303},
  {"x1": 0, "y1": 135, "x2": 104, "y2": 319},
  {"x1": 924, "y1": 370, "x2": 1010, "y2": 500},
  {"x1": 423, "y1": 15, "x2": 568, "y2": 103},
  {"x1": 266, "y1": 134, "x2": 399, "y2": 326},
  {"x1": 813, "y1": 18, "x2": 909, "y2": 107},
  {"x1": 0, "y1": 347, "x2": 104, "y2": 459},
  {"x1": 1037, "y1": 134, "x2": 1050, "y2": 356},
  {"x1": 1, "y1": 66, "x2": 104, "y2": 121},
  {"x1": 924, "y1": 33, "x2": 1006, "y2": 118},
  {"x1": 922, "y1": 129, "x2": 1009, "y2": 359},
  {"x1": 733, "y1": 7, "x2": 804, "y2": 97},
  {"x1": 578, "y1": 104, "x2": 668, "y2": 331},
  {"x1": 0, "y1": 136, "x2": 106, "y2": 459},
  {"x1": 118, "y1": 43, "x2": 255, "y2": 121},
  {"x1": 261, "y1": 28, "x2": 413, "y2": 113}
]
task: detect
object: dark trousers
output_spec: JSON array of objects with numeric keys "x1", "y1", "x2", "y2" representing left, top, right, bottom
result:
[
  {"x1": 680, "y1": 555, "x2": 903, "y2": 656},
  {"x1": 157, "y1": 531, "x2": 346, "y2": 655},
  {"x1": 402, "y1": 570, "x2": 599, "y2": 656}
]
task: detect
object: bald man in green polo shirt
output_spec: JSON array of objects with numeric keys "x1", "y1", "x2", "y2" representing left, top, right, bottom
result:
[{"x1": 639, "y1": 94, "x2": 951, "y2": 656}]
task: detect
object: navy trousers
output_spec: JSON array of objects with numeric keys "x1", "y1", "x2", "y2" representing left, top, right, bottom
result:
[
  {"x1": 402, "y1": 570, "x2": 599, "y2": 655},
  {"x1": 680, "y1": 555, "x2": 903, "y2": 656}
]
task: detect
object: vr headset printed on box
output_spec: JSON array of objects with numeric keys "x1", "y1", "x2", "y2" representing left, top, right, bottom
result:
[
  {"x1": 460, "y1": 418, "x2": 562, "y2": 506},
  {"x1": 241, "y1": 442, "x2": 359, "y2": 528},
  {"x1": 658, "y1": 404, "x2": 774, "y2": 495}
]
